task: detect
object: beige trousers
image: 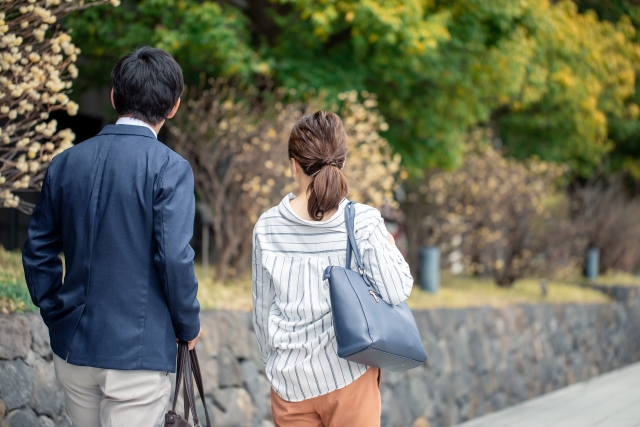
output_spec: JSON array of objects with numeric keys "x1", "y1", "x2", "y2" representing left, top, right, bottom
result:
[{"x1": 53, "y1": 354, "x2": 171, "y2": 427}]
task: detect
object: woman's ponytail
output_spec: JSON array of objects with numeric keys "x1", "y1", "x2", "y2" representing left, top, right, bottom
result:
[
  {"x1": 288, "y1": 111, "x2": 349, "y2": 221},
  {"x1": 307, "y1": 165, "x2": 348, "y2": 220}
]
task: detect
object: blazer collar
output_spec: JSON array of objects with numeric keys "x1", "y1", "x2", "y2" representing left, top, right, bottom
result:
[{"x1": 98, "y1": 124, "x2": 158, "y2": 140}]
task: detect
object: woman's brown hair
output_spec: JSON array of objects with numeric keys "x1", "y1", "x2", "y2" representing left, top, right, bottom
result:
[{"x1": 288, "y1": 110, "x2": 348, "y2": 221}]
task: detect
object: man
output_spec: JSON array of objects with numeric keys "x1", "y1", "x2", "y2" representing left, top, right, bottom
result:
[{"x1": 22, "y1": 47, "x2": 202, "y2": 427}]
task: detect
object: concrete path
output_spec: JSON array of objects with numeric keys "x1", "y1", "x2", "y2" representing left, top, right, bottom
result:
[{"x1": 455, "y1": 361, "x2": 640, "y2": 427}]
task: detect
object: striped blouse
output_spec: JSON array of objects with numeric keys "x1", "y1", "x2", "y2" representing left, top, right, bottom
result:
[{"x1": 252, "y1": 194, "x2": 414, "y2": 402}]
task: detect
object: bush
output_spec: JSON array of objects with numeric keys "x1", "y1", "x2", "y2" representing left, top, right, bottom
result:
[
  {"x1": 571, "y1": 177, "x2": 640, "y2": 274},
  {"x1": 171, "y1": 81, "x2": 401, "y2": 279},
  {"x1": 0, "y1": 0, "x2": 114, "y2": 213},
  {"x1": 403, "y1": 131, "x2": 568, "y2": 287}
]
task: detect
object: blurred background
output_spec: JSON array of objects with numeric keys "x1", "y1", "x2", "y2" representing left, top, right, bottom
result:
[
  {"x1": 3, "y1": 1, "x2": 640, "y2": 427},
  {"x1": 4, "y1": 0, "x2": 640, "y2": 311}
]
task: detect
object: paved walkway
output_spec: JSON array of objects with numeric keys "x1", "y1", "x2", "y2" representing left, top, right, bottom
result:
[{"x1": 455, "y1": 361, "x2": 640, "y2": 427}]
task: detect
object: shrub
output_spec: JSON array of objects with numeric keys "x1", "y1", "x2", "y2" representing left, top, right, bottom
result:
[
  {"x1": 171, "y1": 81, "x2": 401, "y2": 279},
  {"x1": 0, "y1": 0, "x2": 115, "y2": 213},
  {"x1": 403, "y1": 131, "x2": 567, "y2": 287},
  {"x1": 571, "y1": 177, "x2": 640, "y2": 275}
]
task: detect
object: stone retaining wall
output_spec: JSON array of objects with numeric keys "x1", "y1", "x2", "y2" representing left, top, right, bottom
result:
[{"x1": 2, "y1": 287, "x2": 639, "y2": 427}]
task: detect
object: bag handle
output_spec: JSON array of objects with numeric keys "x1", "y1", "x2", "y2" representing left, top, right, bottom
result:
[
  {"x1": 171, "y1": 342, "x2": 212, "y2": 427},
  {"x1": 345, "y1": 202, "x2": 373, "y2": 287},
  {"x1": 189, "y1": 348, "x2": 212, "y2": 427}
]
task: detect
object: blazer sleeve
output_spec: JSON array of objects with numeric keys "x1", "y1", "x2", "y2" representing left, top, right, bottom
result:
[
  {"x1": 359, "y1": 209, "x2": 414, "y2": 306},
  {"x1": 252, "y1": 227, "x2": 273, "y2": 365},
  {"x1": 153, "y1": 158, "x2": 201, "y2": 342},
  {"x1": 22, "y1": 168, "x2": 64, "y2": 326}
]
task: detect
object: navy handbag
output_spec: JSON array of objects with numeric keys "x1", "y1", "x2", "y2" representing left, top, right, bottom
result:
[{"x1": 323, "y1": 202, "x2": 427, "y2": 372}]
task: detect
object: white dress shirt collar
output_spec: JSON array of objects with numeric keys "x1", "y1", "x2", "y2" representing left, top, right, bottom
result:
[{"x1": 115, "y1": 117, "x2": 158, "y2": 138}]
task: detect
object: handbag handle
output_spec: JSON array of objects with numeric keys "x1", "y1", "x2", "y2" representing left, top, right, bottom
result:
[
  {"x1": 171, "y1": 342, "x2": 212, "y2": 427},
  {"x1": 189, "y1": 348, "x2": 212, "y2": 427},
  {"x1": 344, "y1": 202, "x2": 373, "y2": 287}
]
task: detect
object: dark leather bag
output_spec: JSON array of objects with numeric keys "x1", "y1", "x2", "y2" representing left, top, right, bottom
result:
[
  {"x1": 164, "y1": 342, "x2": 211, "y2": 427},
  {"x1": 323, "y1": 201, "x2": 428, "y2": 372}
]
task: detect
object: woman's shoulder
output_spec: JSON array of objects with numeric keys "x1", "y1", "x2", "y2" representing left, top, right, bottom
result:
[
  {"x1": 350, "y1": 202, "x2": 385, "y2": 241},
  {"x1": 254, "y1": 206, "x2": 282, "y2": 229},
  {"x1": 352, "y1": 202, "x2": 383, "y2": 223}
]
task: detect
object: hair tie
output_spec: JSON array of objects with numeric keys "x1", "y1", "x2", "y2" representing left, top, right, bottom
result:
[{"x1": 322, "y1": 159, "x2": 340, "y2": 168}]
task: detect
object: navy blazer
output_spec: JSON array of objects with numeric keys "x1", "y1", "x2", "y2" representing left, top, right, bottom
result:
[{"x1": 22, "y1": 124, "x2": 200, "y2": 372}]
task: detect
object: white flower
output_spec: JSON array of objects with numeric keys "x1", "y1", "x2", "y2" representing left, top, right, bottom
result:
[{"x1": 66, "y1": 101, "x2": 78, "y2": 116}]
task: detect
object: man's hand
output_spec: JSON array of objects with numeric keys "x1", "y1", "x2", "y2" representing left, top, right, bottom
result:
[
  {"x1": 188, "y1": 327, "x2": 203, "y2": 350},
  {"x1": 177, "y1": 327, "x2": 203, "y2": 350}
]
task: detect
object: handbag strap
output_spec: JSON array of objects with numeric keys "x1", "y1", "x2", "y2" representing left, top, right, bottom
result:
[
  {"x1": 182, "y1": 345, "x2": 199, "y2": 426},
  {"x1": 171, "y1": 343, "x2": 187, "y2": 411},
  {"x1": 190, "y1": 349, "x2": 212, "y2": 427},
  {"x1": 171, "y1": 342, "x2": 211, "y2": 427},
  {"x1": 345, "y1": 202, "x2": 372, "y2": 287}
]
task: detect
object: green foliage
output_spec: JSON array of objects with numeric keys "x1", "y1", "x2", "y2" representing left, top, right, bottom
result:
[
  {"x1": 0, "y1": 247, "x2": 36, "y2": 313},
  {"x1": 64, "y1": 0, "x2": 640, "y2": 174},
  {"x1": 575, "y1": 0, "x2": 640, "y2": 179},
  {"x1": 266, "y1": 0, "x2": 640, "y2": 174},
  {"x1": 497, "y1": 2, "x2": 640, "y2": 176},
  {"x1": 64, "y1": 0, "x2": 257, "y2": 91}
]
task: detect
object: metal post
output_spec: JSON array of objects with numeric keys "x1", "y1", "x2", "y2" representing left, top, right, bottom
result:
[
  {"x1": 202, "y1": 224, "x2": 209, "y2": 279},
  {"x1": 584, "y1": 247, "x2": 599, "y2": 280},
  {"x1": 419, "y1": 246, "x2": 440, "y2": 293}
]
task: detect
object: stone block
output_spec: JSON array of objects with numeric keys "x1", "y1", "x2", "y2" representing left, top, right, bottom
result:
[
  {"x1": 212, "y1": 388, "x2": 253, "y2": 427},
  {"x1": 506, "y1": 375, "x2": 529, "y2": 405},
  {"x1": 198, "y1": 355, "x2": 219, "y2": 395},
  {"x1": 413, "y1": 311, "x2": 435, "y2": 341},
  {"x1": 55, "y1": 415, "x2": 71, "y2": 427},
  {"x1": 198, "y1": 312, "x2": 220, "y2": 358},
  {"x1": 240, "y1": 360, "x2": 270, "y2": 421},
  {"x1": 218, "y1": 347, "x2": 243, "y2": 388},
  {"x1": 424, "y1": 335, "x2": 444, "y2": 376},
  {"x1": 380, "y1": 370, "x2": 404, "y2": 388},
  {"x1": 0, "y1": 360, "x2": 33, "y2": 411},
  {"x1": 3, "y1": 408, "x2": 39, "y2": 427},
  {"x1": 411, "y1": 417, "x2": 430, "y2": 427},
  {"x1": 491, "y1": 392, "x2": 507, "y2": 411},
  {"x1": 380, "y1": 384, "x2": 410, "y2": 427},
  {"x1": 0, "y1": 315, "x2": 31, "y2": 360},
  {"x1": 452, "y1": 371, "x2": 474, "y2": 402},
  {"x1": 194, "y1": 395, "x2": 216, "y2": 426},
  {"x1": 451, "y1": 328, "x2": 472, "y2": 371},
  {"x1": 214, "y1": 312, "x2": 252, "y2": 360},
  {"x1": 30, "y1": 357, "x2": 65, "y2": 417},
  {"x1": 27, "y1": 315, "x2": 51, "y2": 359},
  {"x1": 407, "y1": 371, "x2": 430, "y2": 420},
  {"x1": 247, "y1": 337, "x2": 266, "y2": 375},
  {"x1": 469, "y1": 329, "x2": 488, "y2": 373},
  {"x1": 38, "y1": 416, "x2": 55, "y2": 427}
]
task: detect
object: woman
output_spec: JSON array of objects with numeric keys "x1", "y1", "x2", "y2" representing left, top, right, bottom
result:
[{"x1": 252, "y1": 111, "x2": 414, "y2": 426}]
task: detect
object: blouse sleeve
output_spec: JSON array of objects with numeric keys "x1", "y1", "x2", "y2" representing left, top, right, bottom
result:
[
  {"x1": 358, "y1": 209, "x2": 414, "y2": 306},
  {"x1": 252, "y1": 228, "x2": 273, "y2": 365}
]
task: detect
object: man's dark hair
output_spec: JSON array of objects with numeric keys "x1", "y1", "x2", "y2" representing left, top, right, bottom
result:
[{"x1": 111, "y1": 47, "x2": 184, "y2": 126}]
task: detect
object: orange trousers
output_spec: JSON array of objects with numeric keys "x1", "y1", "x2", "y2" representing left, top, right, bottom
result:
[{"x1": 271, "y1": 367, "x2": 381, "y2": 427}]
